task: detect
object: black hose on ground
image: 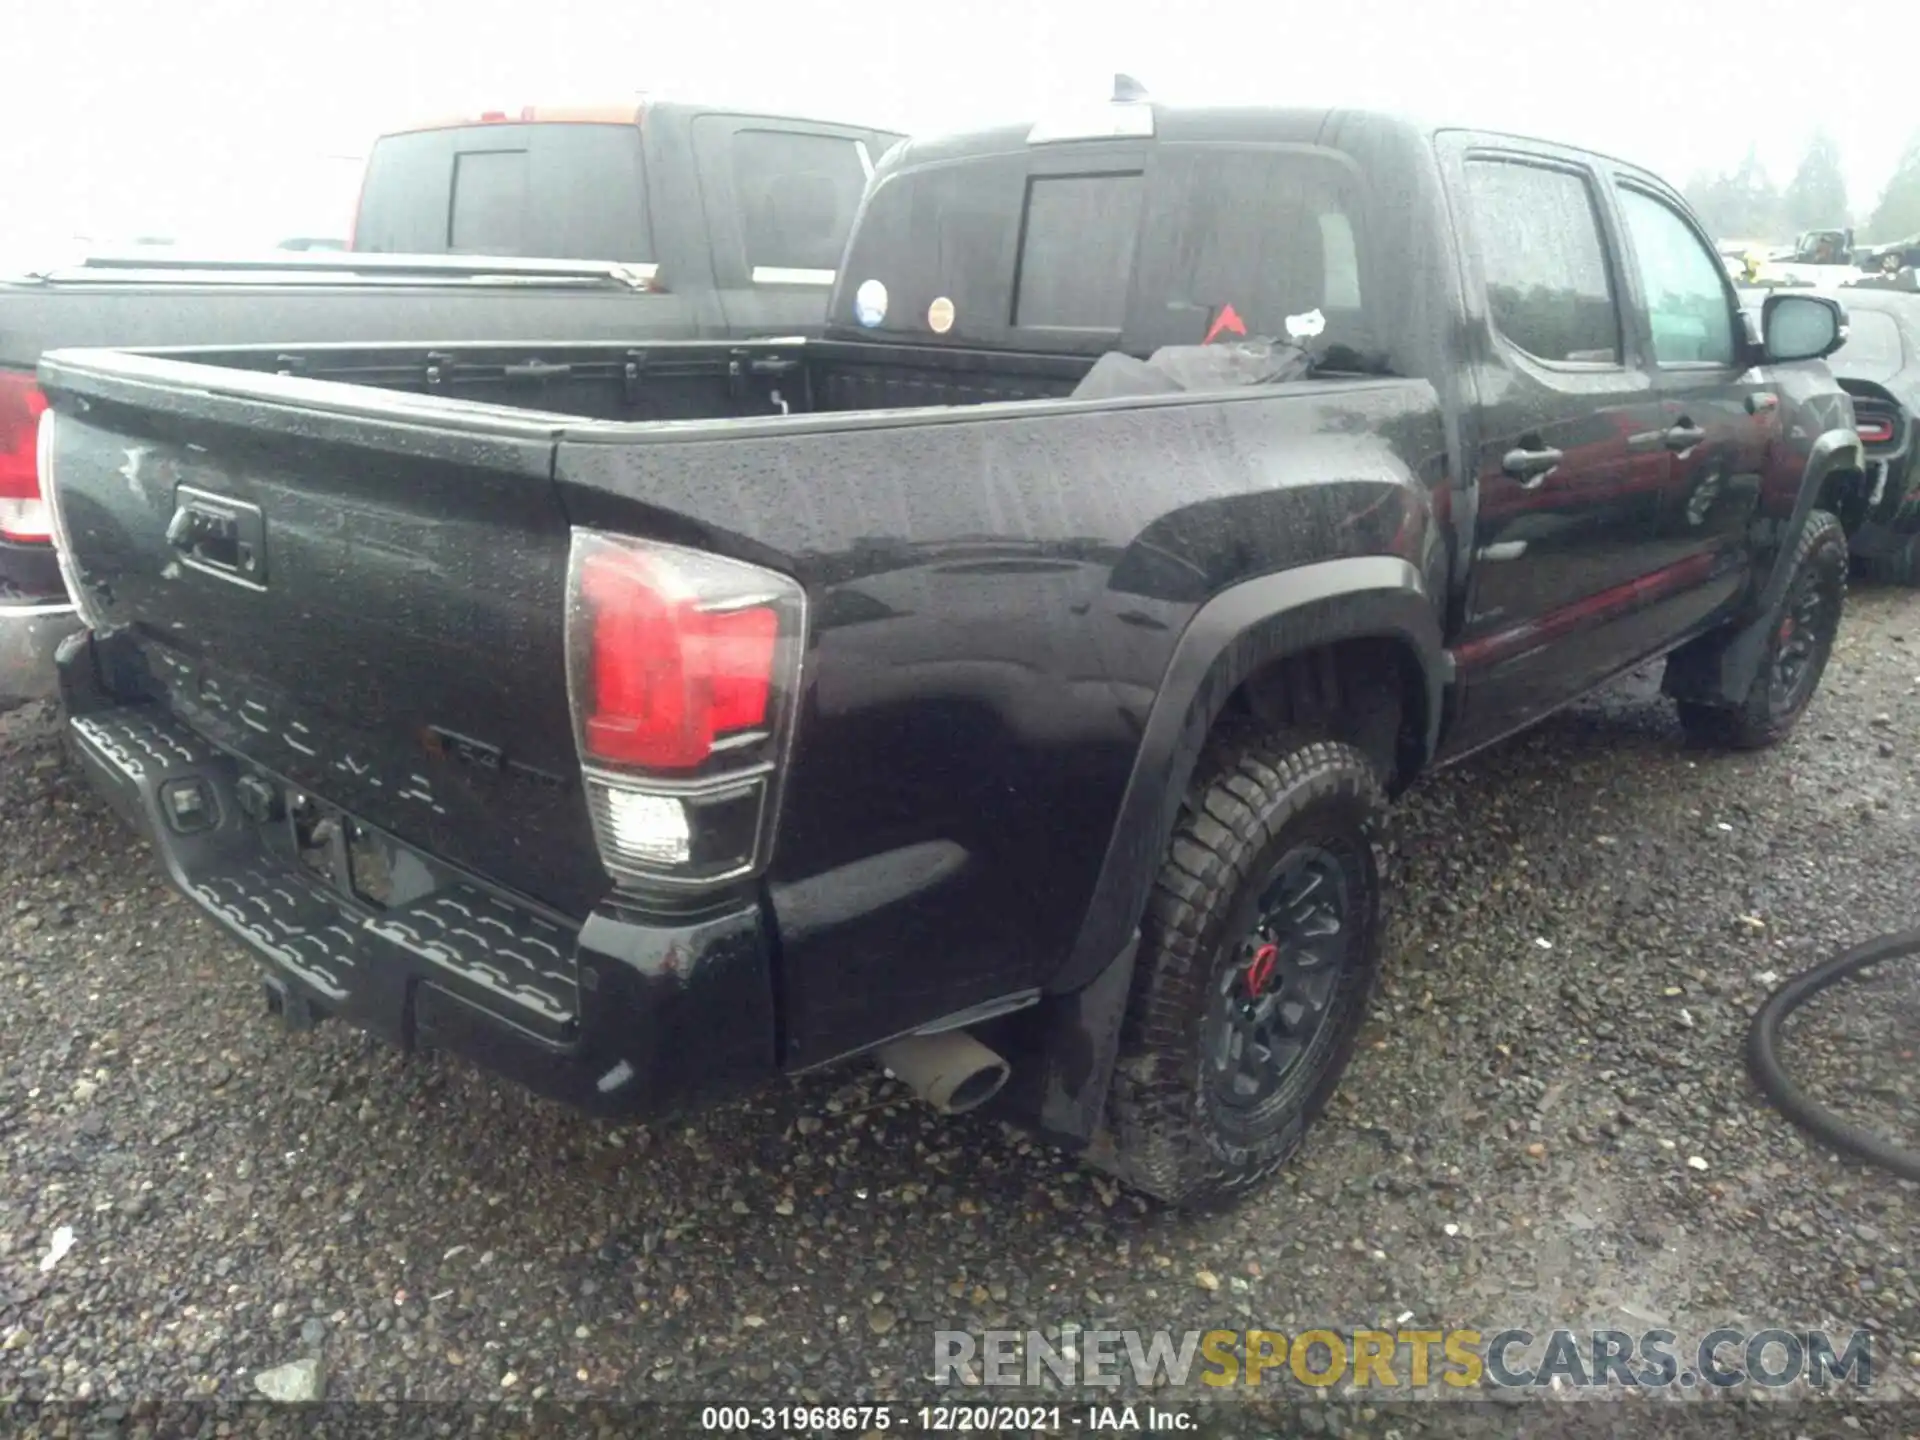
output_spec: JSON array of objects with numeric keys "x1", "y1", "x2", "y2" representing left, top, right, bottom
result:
[{"x1": 1746, "y1": 925, "x2": 1920, "y2": 1183}]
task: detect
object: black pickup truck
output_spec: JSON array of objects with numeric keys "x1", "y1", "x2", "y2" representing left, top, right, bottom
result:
[
  {"x1": 0, "y1": 100, "x2": 904, "y2": 705},
  {"x1": 39, "y1": 95, "x2": 1863, "y2": 1206}
]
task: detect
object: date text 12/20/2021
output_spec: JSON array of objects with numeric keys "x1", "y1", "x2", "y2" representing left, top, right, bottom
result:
[{"x1": 698, "y1": 1404, "x2": 1199, "y2": 1432}]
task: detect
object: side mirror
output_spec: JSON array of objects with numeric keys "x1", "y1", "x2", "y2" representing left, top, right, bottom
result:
[{"x1": 1761, "y1": 292, "x2": 1847, "y2": 362}]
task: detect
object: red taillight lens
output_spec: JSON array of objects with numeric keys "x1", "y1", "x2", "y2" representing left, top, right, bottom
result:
[
  {"x1": 571, "y1": 536, "x2": 795, "y2": 772},
  {"x1": 581, "y1": 556, "x2": 778, "y2": 769},
  {"x1": 565, "y1": 530, "x2": 806, "y2": 888},
  {"x1": 705, "y1": 607, "x2": 780, "y2": 733},
  {"x1": 0, "y1": 371, "x2": 51, "y2": 542},
  {"x1": 1858, "y1": 418, "x2": 1895, "y2": 445}
]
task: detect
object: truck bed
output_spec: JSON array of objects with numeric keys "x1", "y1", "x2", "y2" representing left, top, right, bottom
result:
[{"x1": 76, "y1": 335, "x2": 1092, "y2": 423}]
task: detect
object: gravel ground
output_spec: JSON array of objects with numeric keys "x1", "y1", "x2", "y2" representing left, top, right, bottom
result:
[
  {"x1": 1770, "y1": 930, "x2": 1920, "y2": 1157},
  {"x1": 2, "y1": 587, "x2": 1919, "y2": 1437}
]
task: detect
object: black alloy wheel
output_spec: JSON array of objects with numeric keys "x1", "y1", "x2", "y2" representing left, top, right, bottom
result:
[{"x1": 1202, "y1": 845, "x2": 1351, "y2": 1127}]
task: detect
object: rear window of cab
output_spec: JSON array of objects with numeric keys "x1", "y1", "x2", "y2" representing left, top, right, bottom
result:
[{"x1": 834, "y1": 143, "x2": 1372, "y2": 356}]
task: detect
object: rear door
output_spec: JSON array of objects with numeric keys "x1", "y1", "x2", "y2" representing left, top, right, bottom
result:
[
  {"x1": 1441, "y1": 143, "x2": 1673, "y2": 744},
  {"x1": 687, "y1": 116, "x2": 894, "y2": 336},
  {"x1": 1607, "y1": 177, "x2": 1770, "y2": 638}
]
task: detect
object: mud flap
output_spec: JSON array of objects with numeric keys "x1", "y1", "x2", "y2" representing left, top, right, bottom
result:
[
  {"x1": 1662, "y1": 428, "x2": 1863, "y2": 708},
  {"x1": 1660, "y1": 603, "x2": 1776, "y2": 709},
  {"x1": 985, "y1": 932, "x2": 1140, "y2": 1153}
]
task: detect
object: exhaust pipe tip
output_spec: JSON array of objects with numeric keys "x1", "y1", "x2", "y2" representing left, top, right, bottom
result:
[{"x1": 876, "y1": 1029, "x2": 1011, "y2": 1115}]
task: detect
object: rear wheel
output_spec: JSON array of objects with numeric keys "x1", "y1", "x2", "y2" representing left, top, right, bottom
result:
[
  {"x1": 1103, "y1": 731, "x2": 1388, "y2": 1206},
  {"x1": 1674, "y1": 509, "x2": 1847, "y2": 750}
]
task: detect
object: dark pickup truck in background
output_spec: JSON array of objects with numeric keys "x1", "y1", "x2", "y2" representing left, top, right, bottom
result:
[
  {"x1": 40, "y1": 94, "x2": 1863, "y2": 1205},
  {"x1": 0, "y1": 100, "x2": 904, "y2": 705},
  {"x1": 350, "y1": 100, "x2": 904, "y2": 303}
]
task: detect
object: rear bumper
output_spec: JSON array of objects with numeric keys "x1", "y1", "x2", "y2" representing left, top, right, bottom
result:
[
  {"x1": 59, "y1": 645, "x2": 779, "y2": 1120},
  {"x1": 0, "y1": 600, "x2": 82, "y2": 704}
]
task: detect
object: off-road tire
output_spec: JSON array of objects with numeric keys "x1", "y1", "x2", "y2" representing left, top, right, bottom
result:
[
  {"x1": 1859, "y1": 531, "x2": 1920, "y2": 587},
  {"x1": 1674, "y1": 509, "x2": 1847, "y2": 751},
  {"x1": 1103, "y1": 731, "x2": 1388, "y2": 1207}
]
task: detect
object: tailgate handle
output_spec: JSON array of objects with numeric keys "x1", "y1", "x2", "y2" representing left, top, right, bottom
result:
[{"x1": 167, "y1": 488, "x2": 267, "y2": 585}]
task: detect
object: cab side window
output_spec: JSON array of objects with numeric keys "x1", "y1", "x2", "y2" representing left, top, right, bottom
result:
[
  {"x1": 1464, "y1": 159, "x2": 1621, "y2": 365},
  {"x1": 1617, "y1": 188, "x2": 1739, "y2": 366},
  {"x1": 731, "y1": 130, "x2": 873, "y2": 277}
]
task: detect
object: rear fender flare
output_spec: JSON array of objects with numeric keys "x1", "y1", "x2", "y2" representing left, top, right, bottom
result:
[
  {"x1": 1057, "y1": 555, "x2": 1446, "y2": 998},
  {"x1": 1663, "y1": 427, "x2": 1863, "y2": 706},
  {"x1": 1016, "y1": 556, "x2": 1446, "y2": 1148}
]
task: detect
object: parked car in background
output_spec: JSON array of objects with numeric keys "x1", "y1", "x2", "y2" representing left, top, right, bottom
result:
[
  {"x1": 1856, "y1": 236, "x2": 1920, "y2": 276},
  {"x1": 1738, "y1": 276, "x2": 1920, "y2": 583},
  {"x1": 42, "y1": 91, "x2": 1862, "y2": 1205},
  {"x1": 1835, "y1": 288, "x2": 1920, "y2": 584},
  {"x1": 0, "y1": 98, "x2": 907, "y2": 707}
]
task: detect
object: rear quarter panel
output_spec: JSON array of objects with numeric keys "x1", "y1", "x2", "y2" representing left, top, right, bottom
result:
[{"x1": 555, "y1": 379, "x2": 1448, "y2": 1065}]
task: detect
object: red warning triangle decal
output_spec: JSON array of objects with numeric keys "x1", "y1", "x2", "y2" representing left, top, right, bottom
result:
[{"x1": 1203, "y1": 304, "x2": 1247, "y2": 345}]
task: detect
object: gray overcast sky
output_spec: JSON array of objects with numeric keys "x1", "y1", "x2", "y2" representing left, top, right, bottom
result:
[{"x1": 5, "y1": 0, "x2": 1911, "y2": 252}]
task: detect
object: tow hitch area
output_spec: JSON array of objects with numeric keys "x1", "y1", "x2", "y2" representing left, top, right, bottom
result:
[
  {"x1": 66, "y1": 706, "x2": 585, "y2": 1049},
  {"x1": 261, "y1": 972, "x2": 323, "y2": 1032}
]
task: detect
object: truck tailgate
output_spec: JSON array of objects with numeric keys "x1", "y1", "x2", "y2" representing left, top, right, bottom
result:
[{"x1": 38, "y1": 350, "x2": 605, "y2": 920}]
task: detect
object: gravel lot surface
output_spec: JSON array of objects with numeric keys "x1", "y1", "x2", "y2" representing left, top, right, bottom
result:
[
  {"x1": 1766, "y1": 926, "x2": 1920, "y2": 1159},
  {"x1": 2, "y1": 587, "x2": 1919, "y2": 1437}
]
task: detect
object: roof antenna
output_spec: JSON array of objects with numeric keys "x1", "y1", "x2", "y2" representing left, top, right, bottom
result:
[{"x1": 1113, "y1": 74, "x2": 1149, "y2": 103}]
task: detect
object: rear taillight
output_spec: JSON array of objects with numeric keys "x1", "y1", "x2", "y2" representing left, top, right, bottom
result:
[
  {"x1": 0, "y1": 371, "x2": 51, "y2": 543},
  {"x1": 1858, "y1": 417, "x2": 1896, "y2": 445},
  {"x1": 36, "y1": 408, "x2": 95, "y2": 627},
  {"x1": 579, "y1": 558, "x2": 780, "y2": 768},
  {"x1": 565, "y1": 531, "x2": 806, "y2": 888}
]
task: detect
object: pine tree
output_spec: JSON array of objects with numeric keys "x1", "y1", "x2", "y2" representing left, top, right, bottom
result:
[
  {"x1": 1867, "y1": 133, "x2": 1920, "y2": 243},
  {"x1": 1781, "y1": 132, "x2": 1849, "y2": 234},
  {"x1": 1684, "y1": 148, "x2": 1783, "y2": 241}
]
